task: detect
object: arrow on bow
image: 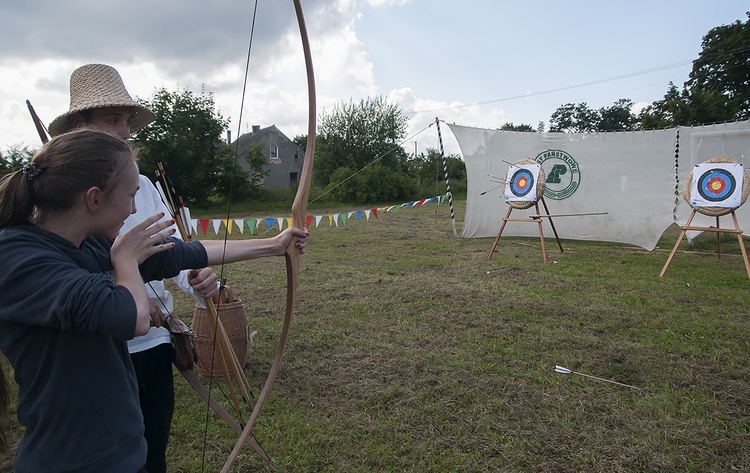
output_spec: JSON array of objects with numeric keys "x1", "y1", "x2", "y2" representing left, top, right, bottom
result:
[{"x1": 221, "y1": 0, "x2": 316, "y2": 470}]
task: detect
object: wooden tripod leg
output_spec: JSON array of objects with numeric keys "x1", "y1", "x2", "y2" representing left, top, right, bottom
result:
[
  {"x1": 660, "y1": 210, "x2": 696, "y2": 277},
  {"x1": 730, "y1": 211, "x2": 750, "y2": 279},
  {"x1": 535, "y1": 203, "x2": 548, "y2": 264},
  {"x1": 540, "y1": 197, "x2": 564, "y2": 253},
  {"x1": 716, "y1": 216, "x2": 722, "y2": 260},
  {"x1": 488, "y1": 206, "x2": 513, "y2": 260},
  {"x1": 178, "y1": 368, "x2": 271, "y2": 463}
]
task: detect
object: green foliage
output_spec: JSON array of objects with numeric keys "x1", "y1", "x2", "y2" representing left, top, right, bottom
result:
[
  {"x1": 598, "y1": 98, "x2": 639, "y2": 131},
  {"x1": 550, "y1": 15, "x2": 750, "y2": 131},
  {"x1": 408, "y1": 148, "x2": 465, "y2": 186},
  {"x1": 499, "y1": 122, "x2": 535, "y2": 132},
  {"x1": 315, "y1": 96, "x2": 411, "y2": 192},
  {"x1": 240, "y1": 142, "x2": 271, "y2": 201},
  {"x1": 639, "y1": 81, "x2": 739, "y2": 129},
  {"x1": 548, "y1": 102, "x2": 600, "y2": 132},
  {"x1": 549, "y1": 99, "x2": 638, "y2": 132},
  {"x1": 327, "y1": 163, "x2": 417, "y2": 203},
  {"x1": 292, "y1": 134, "x2": 307, "y2": 151},
  {"x1": 134, "y1": 87, "x2": 252, "y2": 205},
  {"x1": 0, "y1": 146, "x2": 34, "y2": 176},
  {"x1": 687, "y1": 13, "x2": 750, "y2": 120}
]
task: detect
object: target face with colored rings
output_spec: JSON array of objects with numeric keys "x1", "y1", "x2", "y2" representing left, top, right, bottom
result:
[
  {"x1": 510, "y1": 168, "x2": 535, "y2": 198},
  {"x1": 698, "y1": 168, "x2": 736, "y2": 202}
]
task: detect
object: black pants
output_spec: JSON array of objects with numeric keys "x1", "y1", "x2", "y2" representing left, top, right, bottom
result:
[{"x1": 131, "y1": 343, "x2": 174, "y2": 473}]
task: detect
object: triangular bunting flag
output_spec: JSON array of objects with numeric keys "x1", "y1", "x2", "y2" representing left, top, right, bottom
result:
[
  {"x1": 340, "y1": 213, "x2": 347, "y2": 225},
  {"x1": 277, "y1": 217, "x2": 285, "y2": 231},
  {"x1": 265, "y1": 218, "x2": 275, "y2": 230},
  {"x1": 285, "y1": 217, "x2": 292, "y2": 230},
  {"x1": 199, "y1": 219, "x2": 209, "y2": 235},
  {"x1": 372, "y1": 208, "x2": 378, "y2": 219},
  {"x1": 234, "y1": 219, "x2": 244, "y2": 234},
  {"x1": 246, "y1": 219, "x2": 255, "y2": 235},
  {"x1": 212, "y1": 219, "x2": 222, "y2": 234},
  {"x1": 365, "y1": 209, "x2": 371, "y2": 221},
  {"x1": 355, "y1": 210, "x2": 362, "y2": 221},
  {"x1": 306, "y1": 215, "x2": 313, "y2": 229},
  {"x1": 315, "y1": 215, "x2": 323, "y2": 228}
]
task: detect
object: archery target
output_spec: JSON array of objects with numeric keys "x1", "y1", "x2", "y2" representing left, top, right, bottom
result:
[
  {"x1": 690, "y1": 163, "x2": 743, "y2": 209},
  {"x1": 505, "y1": 163, "x2": 540, "y2": 203}
]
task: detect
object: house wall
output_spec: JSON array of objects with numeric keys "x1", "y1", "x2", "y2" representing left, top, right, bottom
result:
[{"x1": 235, "y1": 125, "x2": 305, "y2": 188}]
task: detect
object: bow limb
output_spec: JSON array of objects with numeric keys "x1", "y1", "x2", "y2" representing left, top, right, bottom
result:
[
  {"x1": 26, "y1": 100, "x2": 49, "y2": 144},
  {"x1": 221, "y1": 0, "x2": 315, "y2": 469}
]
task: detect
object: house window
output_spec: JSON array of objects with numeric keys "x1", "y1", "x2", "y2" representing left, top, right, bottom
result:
[
  {"x1": 290, "y1": 172, "x2": 299, "y2": 184},
  {"x1": 270, "y1": 146, "x2": 279, "y2": 160}
]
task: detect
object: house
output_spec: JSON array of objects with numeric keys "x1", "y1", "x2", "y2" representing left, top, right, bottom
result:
[{"x1": 231, "y1": 124, "x2": 305, "y2": 188}]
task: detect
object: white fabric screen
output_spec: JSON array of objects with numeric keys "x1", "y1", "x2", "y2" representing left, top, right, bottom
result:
[
  {"x1": 450, "y1": 121, "x2": 750, "y2": 250},
  {"x1": 449, "y1": 124, "x2": 678, "y2": 250}
]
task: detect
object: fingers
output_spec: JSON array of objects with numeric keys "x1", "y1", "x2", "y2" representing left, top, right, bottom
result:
[
  {"x1": 112, "y1": 213, "x2": 177, "y2": 265},
  {"x1": 188, "y1": 268, "x2": 219, "y2": 299},
  {"x1": 148, "y1": 299, "x2": 166, "y2": 328},
  {"x1": 283, "y1": 227, "x2": 309, "y2": 254}
]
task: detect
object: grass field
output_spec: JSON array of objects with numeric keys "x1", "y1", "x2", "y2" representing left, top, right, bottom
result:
[{"x1": 2, "y1": 199, "x2": 749, "y2": 472}]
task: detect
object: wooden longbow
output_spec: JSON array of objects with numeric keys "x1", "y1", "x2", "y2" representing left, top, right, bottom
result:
[{"x1": 221, "y1": 0, "x2": 316, "y2": 469}]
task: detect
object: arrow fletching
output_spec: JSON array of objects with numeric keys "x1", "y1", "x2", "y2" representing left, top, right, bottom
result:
[{"x1": 555, "y1": 365, "x2": 572, "y2": 374}]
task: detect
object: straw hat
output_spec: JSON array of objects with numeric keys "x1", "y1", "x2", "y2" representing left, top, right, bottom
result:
[{"x1": 48, "y1": 64, "x2": 156, "y2": 136}]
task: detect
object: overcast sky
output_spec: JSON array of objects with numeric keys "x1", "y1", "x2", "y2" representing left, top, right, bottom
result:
[{"x1": 1, "y1": 0, "x2": 747, "y2": 156}]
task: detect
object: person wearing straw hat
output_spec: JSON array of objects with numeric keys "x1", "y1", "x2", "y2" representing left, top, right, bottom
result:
[{"x1": 48, "y1": 63, "x2": 217, "y2": 473}]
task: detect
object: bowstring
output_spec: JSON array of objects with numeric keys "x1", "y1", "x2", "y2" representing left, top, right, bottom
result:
[{"x1": 201, "y1": 0, "x2": 261, "y2": 469}]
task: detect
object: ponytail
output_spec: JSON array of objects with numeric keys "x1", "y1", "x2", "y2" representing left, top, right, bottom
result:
[{"x1": 0, "y1": 170, "x2": 35, "y2": 229}]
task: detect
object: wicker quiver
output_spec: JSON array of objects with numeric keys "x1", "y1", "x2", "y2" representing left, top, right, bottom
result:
[{"x1": 191, "y1": 285, "x2": 248, "y2": 379}]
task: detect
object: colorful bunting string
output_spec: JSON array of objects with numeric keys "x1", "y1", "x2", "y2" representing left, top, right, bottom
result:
[{"x1": 189, "y1": 193, "x2": 448, "y2": 236}]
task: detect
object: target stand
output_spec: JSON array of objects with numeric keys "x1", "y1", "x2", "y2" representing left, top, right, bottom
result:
[
  {"x1": 660, "y1": 156, "x2": 750, "y2": 279},
  {"x1": 487, "y1": 196, "x2": 564, "y2": 264},
  {"x1": 487, "y1": 159, "x2": 563, "y2": 264}
]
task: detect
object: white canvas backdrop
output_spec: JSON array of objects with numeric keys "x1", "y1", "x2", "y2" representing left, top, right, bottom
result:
[{"x1": 449, "y1": 124, "x2": 678, "y2": 250}]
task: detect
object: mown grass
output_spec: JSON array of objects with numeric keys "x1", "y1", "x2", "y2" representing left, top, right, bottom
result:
[{"x1": 2, "y1": 199, "x2": 749, "y2": 472}]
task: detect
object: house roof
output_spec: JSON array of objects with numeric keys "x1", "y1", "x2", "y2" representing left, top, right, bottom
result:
[{"x1": 231, "y1": 124, "x2": 294, "y2": 156}]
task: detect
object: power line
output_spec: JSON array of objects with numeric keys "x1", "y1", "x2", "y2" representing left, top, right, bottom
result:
[{"x1": 403, "y1": 60, "x2": 694, "y2": 116}]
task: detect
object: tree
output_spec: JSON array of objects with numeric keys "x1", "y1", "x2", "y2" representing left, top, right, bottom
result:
[
  {"x1": 292, "y1": 134, "x2": 307, "y2": 151},
  {"x1": 500, "y1": 122, "x2": 535, "y2": 132},
  {"x1": 548, "y1": 102, "x2": 599, "y2": 133},
  {"x1": 408, "y1": 148, "x2": 465, "y2": 186},
  {"x1": 640, "y1": 14, "x2": 750, "y2": 128},
  {"x1": 315, "y1": 96, "x2": 412, "y2": 202},
  {"x1": 135, "y1": 87, "x2": 251, "y2": 204},
  {"x1": 549, "y1": 99, "x2": 638, "y2": 132},
  {"x1": 0, "y1": 146, "x2": 34, "y2": 177},
  {"x1": 240, "y1": 142, "x2": 271, "y2": 200},
  {"x1": 598, "y1": 99, "x2": 638, "y2": 131},
  {"x1": 687, "y1": 13, "x2": 750, "y2": 120},
  {"x1": 316, "y1": 96, "x2": 410, "y2": 184}
]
